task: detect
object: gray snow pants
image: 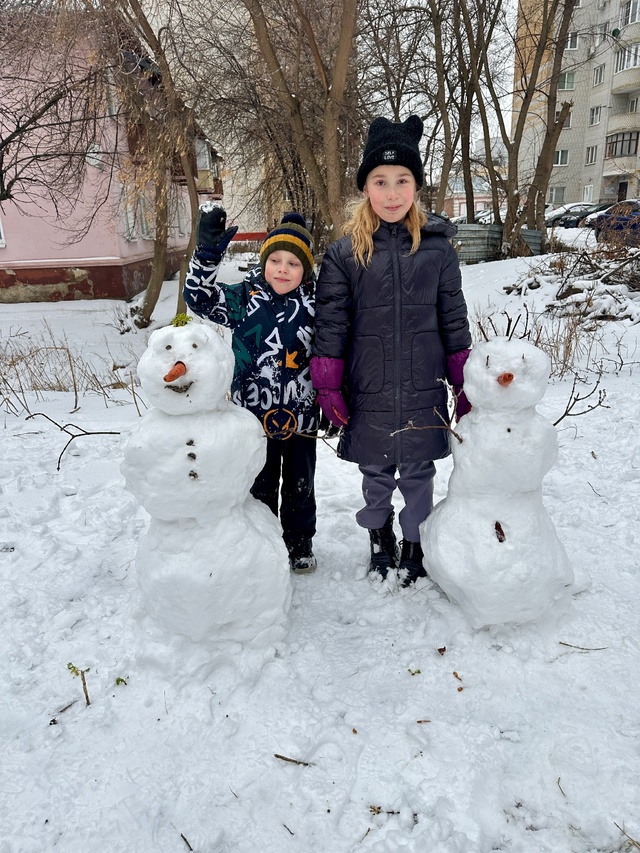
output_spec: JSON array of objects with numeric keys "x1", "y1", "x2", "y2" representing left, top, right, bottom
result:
[{"x1": 356, "y1": 461, "x2": 436, "y2": 542}]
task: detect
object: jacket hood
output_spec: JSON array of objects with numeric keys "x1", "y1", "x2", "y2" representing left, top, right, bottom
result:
[{"x1": 423, "y1": 211, "x2": 458, "y2": 238}]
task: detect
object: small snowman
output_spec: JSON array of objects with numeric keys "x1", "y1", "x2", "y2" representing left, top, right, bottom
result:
[
  {"x1": 421, "y1": 336, "x2": 574, "y2": 629},
  {"x1": 122, "y1": 317, "x2": 291, "y2": 644}
]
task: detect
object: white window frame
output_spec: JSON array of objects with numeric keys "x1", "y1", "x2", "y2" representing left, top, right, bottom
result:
[
  {"x1": 586, "y1": 145, "x2": 598, "y2": 165},
  {"x1": 553, "y1": 149, "x2": 569, "y2": 166},
  {"x1": 121, "y1": 189, "x2": 137, "y2": 242},
  {"x1": 175, "y1": 193, "x2": 188, "y2": 237},
  {"x1": 195, "y1": 139, "x2": 212, "y2": 171},
  {"x1": 558, "y1": 71, "x2": 575, "y2": 90},
  {"x1": 555, "y1": 109, "x2": 572, "y2": 128},
  {"x1": 0, "y1": 214, "x2": 5, "y2": 248},
  {"x1": 615, "y1": 44, "x2": 640, "y2": 73},
  {"x1": 589, "y1": 106, "x2": 602, "y2": 126},
  {"x1": 85, "y1": 142, "x2": 106, "y2": 171},
  {"x1": 583, "y1": 185, "x2": 594, "y2": 202},
  {"x1": 593, "y1": 64, "x2": 606, "y2": 86},
  {"x1": 104, "y1": 70, "x2": 119, "y2": 118},
  {"x1": 137, "y1": 196, "x2": 153, "y2": 240},
  {"x1": 620, "y1": 0, "x2": 640, "y2": 27},
  {"x1": 548, "y1": 186, "x2": 566, "y2": 204},
  {"x1": 629, "y1": 96, "x2": 639, "y2": 112},
  {"x1": 566, "y1": 32, "x2": 579, "y2": 50}
]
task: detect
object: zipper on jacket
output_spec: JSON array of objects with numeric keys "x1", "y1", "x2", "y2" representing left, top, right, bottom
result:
[
  {"x1": 277, "y1": 297, "x2": 287, "y2": 417},
  {"x1": 390, "y1": 225, "x2": 402, "y2": 461}
]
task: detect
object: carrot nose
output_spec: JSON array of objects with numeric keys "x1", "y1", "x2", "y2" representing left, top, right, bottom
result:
[
  {"x1": 164, "y1": 361, "x2": 187, "y2": 383},
  {"x1": 497, "y1": 372, "x2": 514, "y2": 386}
]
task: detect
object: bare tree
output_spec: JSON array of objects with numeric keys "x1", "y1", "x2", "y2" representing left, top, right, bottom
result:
[
  {"x1": 77, "y1": 0, "x2": 205, "y2": 325},
  {"x1": 0, "y1": 2, "x2": 114, "y2": 234},
  {"x1": 452, "y1": 0, "x2": 577, "y2": 253},
  {"x1": 519, "y1": 0, "x2": 577, "y2": 234},
  {"x1": 237, "y1": 0, "x2": 358, "y2": 236}
]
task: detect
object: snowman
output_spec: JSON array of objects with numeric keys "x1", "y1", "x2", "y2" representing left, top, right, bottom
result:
[
  {"x1": 421, "y1": 337, "x2": 574, "y2": 629},
  {"x1": 122, "y1": 319, "x2": 291, "y2": 644}
]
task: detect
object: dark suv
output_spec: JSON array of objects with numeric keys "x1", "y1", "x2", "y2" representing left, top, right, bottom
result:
[{"x1": 595, "y1": 200, "x2": 640, "y2": 246}]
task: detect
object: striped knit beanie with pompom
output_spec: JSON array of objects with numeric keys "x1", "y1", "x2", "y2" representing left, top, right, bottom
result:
[{"x1": 259, "y1": 213, "x2": 314, "y2": 281}]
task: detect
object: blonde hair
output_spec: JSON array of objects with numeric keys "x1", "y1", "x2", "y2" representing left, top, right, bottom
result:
[{"x1": 342, "y1": 197, "x2": 427, "y2": 267}]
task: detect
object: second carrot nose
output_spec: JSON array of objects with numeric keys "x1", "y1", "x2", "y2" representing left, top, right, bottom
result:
[
  {"x1": 164, "y1": 361, "x2": 187, "y2": 382},
  {"x1": 497, "y1": 372, "x2": 514, "y2": 386}
]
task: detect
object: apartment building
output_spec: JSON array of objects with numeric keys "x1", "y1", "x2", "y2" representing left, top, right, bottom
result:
[{"x1": 518, "y1": 0, "x2": 640, "y2": 207}]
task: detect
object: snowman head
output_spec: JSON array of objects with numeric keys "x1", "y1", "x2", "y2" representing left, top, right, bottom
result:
[
  {"x1": 463, "y1": 337, "x2": 550, "y2": 413},
  {"x1": 137, "y1": 322, "x2": 234, "y2": 415}
]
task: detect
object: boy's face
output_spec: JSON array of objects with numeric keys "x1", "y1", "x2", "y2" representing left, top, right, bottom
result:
[
  {"x1": 264, "y1": 250, "x2": 305, "y2": 294},
  {"x1": 364, "y1": 165, "x2": 417, "y2": 223}
]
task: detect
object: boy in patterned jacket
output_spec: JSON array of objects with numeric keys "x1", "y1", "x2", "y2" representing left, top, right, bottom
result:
[{"x1": 184, "y1": 206, "x2": 319, "y2": 573}]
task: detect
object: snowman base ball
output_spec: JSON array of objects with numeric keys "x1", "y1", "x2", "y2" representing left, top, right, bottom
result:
[
  {"x1": 423, "y1": 494, "x2": 572, "y2": 630},
  {"x1": 136, "y1": 503, "x2": 292, "y2": 644}
]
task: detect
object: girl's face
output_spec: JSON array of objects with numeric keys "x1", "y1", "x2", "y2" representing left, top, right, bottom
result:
[
  {"x1": 363, "y1": 166, "x2": 417, "y2": 223},
  {"x1": 264, "y1": 250, "x2": 305, "y2": 294}
]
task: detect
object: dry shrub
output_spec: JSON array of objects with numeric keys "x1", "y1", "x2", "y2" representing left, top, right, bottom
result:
[
  {"x1": 1, "y1": 322, "x2": 132, "y2": 415},
  {"x1": 473, "y1": 307, "x2": 601, "y2": 379}
]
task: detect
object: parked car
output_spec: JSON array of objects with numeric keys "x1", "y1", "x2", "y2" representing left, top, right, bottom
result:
[
  {"x1": 449, "y1": 210, "x2": 497, "y2": 225},
  {"x1": 594, "y1": 200, "x2": 640, "y2": 245},
  {"x1": 550, "y1": 203, "x2": 611, "y2": 228},
  {"x1": 579, "y1": 203, "x2": 615, "y2": 228},
  {"x1": 545, "y1": 203, "x2": 600, "y2": 227}
]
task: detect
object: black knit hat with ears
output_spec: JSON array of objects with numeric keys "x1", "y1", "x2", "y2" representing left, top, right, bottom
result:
[
  {"x1": 356, "y1": 115, "x2": 424, "y2": 190},
  {"x1": 260, "y1": 212, "x2": 315, "y2": 281}
]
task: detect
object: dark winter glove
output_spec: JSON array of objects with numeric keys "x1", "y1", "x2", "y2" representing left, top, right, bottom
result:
[
  {"x1": 310, "y1": 355, "x2": 349, "y2": 427},
  {"x1": 195, "y1": 203, "x2": 238, "y2": 264},
  {"x1": 446, "y1": 348, "x2": 472, "y2": 422}
]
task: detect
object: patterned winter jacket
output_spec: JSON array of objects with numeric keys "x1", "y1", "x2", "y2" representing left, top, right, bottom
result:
[
  {"x1": 184, "y1": 255, "x2": 319, "y2": 438},
  {"x1": 312, "y1": 215, "x2": 471, "y2": 465}
]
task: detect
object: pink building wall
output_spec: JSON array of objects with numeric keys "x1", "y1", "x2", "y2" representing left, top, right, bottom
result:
[
  {"x1": 0, "y1": 172, "x2": 191, "y2": 302},
  {"x1": 0, "y1": 28, "x2": 192, "y2": 304}
]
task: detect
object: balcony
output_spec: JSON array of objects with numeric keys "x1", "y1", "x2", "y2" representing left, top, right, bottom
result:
[
  {"x1": 607, "y1": 112, "x2": 640, "y2": 133},
  {"x1": 196, "y1": 173, "x2": 223, "y2": 197},
  {"x1": 611, "y1": 66, "x2": 640, "y2": 94},
  {"x1": 619, "y1": 21, "x2": 640, "y2": 43},
  {"x1": 602, "y1": 155, "x2": 638, "y2": 176}
]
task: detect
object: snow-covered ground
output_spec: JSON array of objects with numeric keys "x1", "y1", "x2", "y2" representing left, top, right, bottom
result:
[{"x1": 1, "y1": 238, "x2": 639, "y2": 853}]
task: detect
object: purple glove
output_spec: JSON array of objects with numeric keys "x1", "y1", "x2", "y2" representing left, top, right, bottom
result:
[
  {"x1": 310, "y1": 356, "x2": 349, "y2": 427},
  {"x1": 446, "y1": 349, "x2": 472, "y2": 421},
  {"x1": 453, "y1": 386, "x2": 471, "y2": 420}
]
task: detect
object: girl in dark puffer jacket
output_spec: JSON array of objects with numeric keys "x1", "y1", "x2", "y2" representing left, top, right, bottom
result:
[{"x1": 310, "y1": 115, "x2": 472, "y2": 586}]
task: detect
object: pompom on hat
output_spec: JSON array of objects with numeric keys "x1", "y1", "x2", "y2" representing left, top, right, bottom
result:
[
  {"x1": 356, "y1": 115, "x2": 424, "y2": 190},
  {"x1": 260, "y1": 212, "x2": 314, "y2": 281}
]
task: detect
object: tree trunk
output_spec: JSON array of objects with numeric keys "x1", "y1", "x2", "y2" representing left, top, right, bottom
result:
[
  {"x1": 134, "y1": 174, "x2": 169, "y2": 328},
  {"x1": 429, "y1": 0, "x2": 457, "y2": 214}
]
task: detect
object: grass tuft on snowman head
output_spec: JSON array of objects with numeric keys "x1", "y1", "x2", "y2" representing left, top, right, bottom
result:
[{"x1": 171, "y1": 313, "x2": 192, "y2": 327}]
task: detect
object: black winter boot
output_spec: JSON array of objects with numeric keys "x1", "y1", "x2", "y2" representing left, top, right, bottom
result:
[
  {"x1": 286, "y1": 537, "x2": 317, "y2": 575},
  {"x1": 368, "y1": 512, "x2": 399, "y2": 579},
  {"x1": 398, "y1": 539, "x2": 427, "y2": 587}
]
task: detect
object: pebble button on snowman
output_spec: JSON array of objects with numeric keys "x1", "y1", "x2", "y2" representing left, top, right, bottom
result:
[
  {"x1": 421, "y1": 336, "x2": 575, "y2": 629},
  {"x1": 122, "y1": 318, "x2": 292, "y2": 645}
]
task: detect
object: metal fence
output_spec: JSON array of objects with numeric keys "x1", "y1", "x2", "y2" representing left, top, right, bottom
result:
[{"x1": 454, "y1": 224, "x2": 543, "y2": 263}]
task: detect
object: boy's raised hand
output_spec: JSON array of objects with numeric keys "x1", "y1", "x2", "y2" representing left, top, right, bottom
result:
[{"x1": 196, "y1": 203, "x2": 238, "y2": 263}]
